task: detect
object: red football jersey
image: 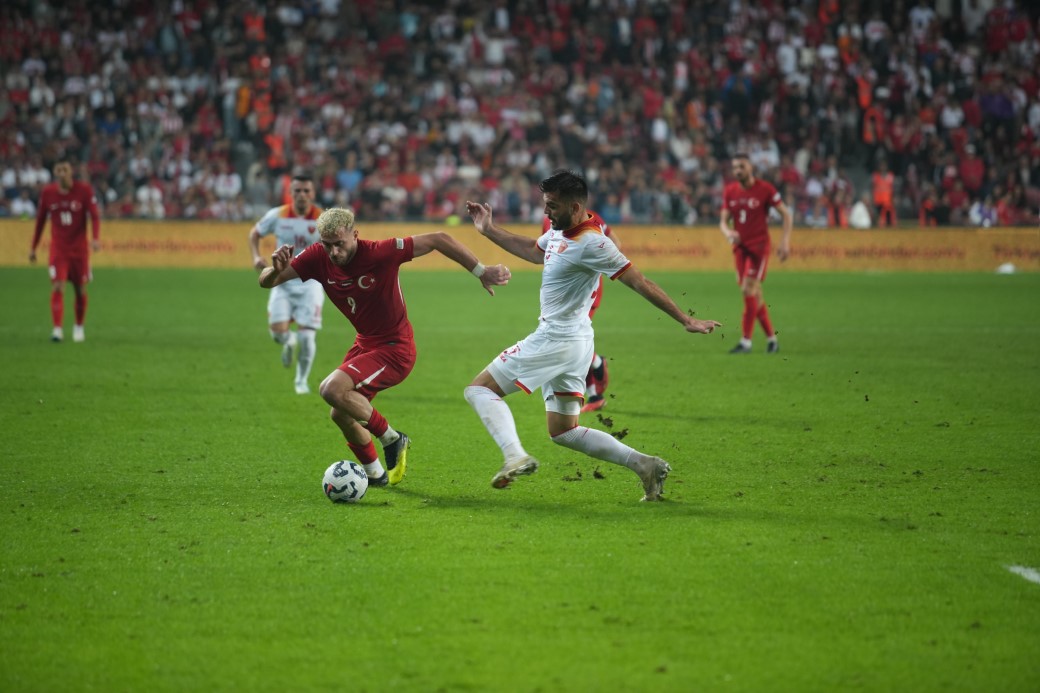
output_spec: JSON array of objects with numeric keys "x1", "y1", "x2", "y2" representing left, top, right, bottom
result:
[
  {"x1": 291, "y1": 237, "x2": 416, "y2": 349},
  {"x1": 722, "y1": 179, "x2": 781, "y2": 250},
  {"x1": 33, "y1": 181, "x2": 100, "y2": 258}
]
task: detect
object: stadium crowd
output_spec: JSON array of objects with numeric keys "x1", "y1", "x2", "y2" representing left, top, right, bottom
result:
[{"x1": 1, "y1": 0, "x2": 1038, "y2": 227}]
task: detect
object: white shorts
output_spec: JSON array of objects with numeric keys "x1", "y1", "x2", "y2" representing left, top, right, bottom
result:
[
  {"x1": 267, "y1": 279, "x2": 324, "y2": 329},
  {"x1": 486, "y1": 330, "x2": 593, "y2": 404}
]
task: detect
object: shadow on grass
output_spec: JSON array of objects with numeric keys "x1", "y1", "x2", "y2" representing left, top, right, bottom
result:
[{"x1": 386, "y1": 483, "x2": 712, "y2": 520}]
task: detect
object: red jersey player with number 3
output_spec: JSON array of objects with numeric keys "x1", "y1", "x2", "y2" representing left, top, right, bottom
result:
[
  {"x1": 719, "y1": 154, "x2": 793, "y2": 354},
  {"x1": 30, "y1": 158, "x2": 101, "y2": 343}
]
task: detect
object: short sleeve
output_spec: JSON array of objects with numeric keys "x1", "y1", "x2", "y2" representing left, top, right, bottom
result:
[
  {"x1": 290, "y1": 243, "x2": 324, "y2": 282},
  {"x1": 255, "y1": 207, "x2": 280, "y2": 236},
  {"x1": 766, "y1": 183, "x2": 781, "y2": 207},
  {"x1": 582, "y1": 236, "x2": 631, "y2": 280},
  {"x1": 379, "y1": 236, "x2": 415, "y2": 264}
]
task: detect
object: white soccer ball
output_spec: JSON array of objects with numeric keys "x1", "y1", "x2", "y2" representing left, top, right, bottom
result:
[{"x1": 322, "y1": 460, "x2": 368, "y2": 503}]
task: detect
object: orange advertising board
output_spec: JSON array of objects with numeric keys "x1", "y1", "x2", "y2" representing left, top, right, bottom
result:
[{"x1": 4, "y1": 220, "x2": 1037, "y2": 272}]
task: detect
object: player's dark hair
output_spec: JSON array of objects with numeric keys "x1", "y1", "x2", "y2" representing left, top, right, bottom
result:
[
  {"x1": 539, "y1": 169, "x2": 588, "y2": 204},
  {"x1": 290, "y1": 168, "x2": 313, "y2": 182},
  {"x1": 732, "y1": 152, "x2": 751, "y2": 162}
]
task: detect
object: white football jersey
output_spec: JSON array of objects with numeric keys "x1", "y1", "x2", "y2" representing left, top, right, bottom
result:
[
  {"x1": 256, "y1": 204, "x2": 322, "y2": 286},
  {"x1": 536, "y1": 218, "x2": 631, "y2": 340}
]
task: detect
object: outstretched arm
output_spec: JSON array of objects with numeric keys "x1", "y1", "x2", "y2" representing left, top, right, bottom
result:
[
  {"x1": 411, "y1": 231, "x2": 511, "y2": 296},
  {"x1": 465, "y1": 201, "x2": 544, "y2": 265},
  {"x1": 618, "y1": 266, "x2": 721, "y2": 334},
  {"x1": 259, "y1": 244, "x2": 301, "y2": 289}
]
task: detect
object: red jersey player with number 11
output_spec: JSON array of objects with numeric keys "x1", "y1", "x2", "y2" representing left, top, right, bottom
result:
[
  {"x1": 719, "y1": 154, "x2": 793, "y2": 354},
  {"x1": 30, "y1": 158, "x2": 101, "y2": 343}
]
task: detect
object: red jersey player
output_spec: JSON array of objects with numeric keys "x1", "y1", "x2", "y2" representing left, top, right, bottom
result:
[
  {"x1": 259, "y1": 207, "x2": 510, "y2": 488},
  {"x1": 542, "y1": 209, "x2": 620, "y2": 412},
  {"x1": 719, "y1": 153, "x2": 793, "y2": 354},
  {"x1": 30, "y1": 158, "x2": 101, "y2": 343}
]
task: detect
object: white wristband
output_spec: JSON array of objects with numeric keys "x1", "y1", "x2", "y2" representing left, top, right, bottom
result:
[{"x1": 471, "y1": 262, "x2": 486, "y2": 278}]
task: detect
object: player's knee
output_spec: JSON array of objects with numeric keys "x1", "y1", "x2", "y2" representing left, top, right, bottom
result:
[
  {"x1": 464, "y1": 384, "x2": 492, "y2": 403},
  {"x1": 318, "y1": 375, "x2": 341, "y2": 403}
]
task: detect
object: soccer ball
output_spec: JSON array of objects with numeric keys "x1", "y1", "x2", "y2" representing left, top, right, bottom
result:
[{"x1": 322, "y1": 460, "x2": 368, "y2": 503}]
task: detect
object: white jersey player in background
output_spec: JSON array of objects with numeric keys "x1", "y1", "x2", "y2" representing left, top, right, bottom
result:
[
  {"x1": 463, "y1": 170, "x2": 721, "y2": 502},
  {"x1": 248, "y1": 171, "x2": 324, "y2": 394}
]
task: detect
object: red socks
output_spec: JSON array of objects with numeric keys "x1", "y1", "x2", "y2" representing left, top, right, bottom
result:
[
  {"x1": 348, "y1": 441, "x2": 379, "y2": 465},
  {"x1": 757, "y1": 301, "x2": 774, "y2": 338},
  {"x1": 364, "y1": 408, "x2": 389, "y2": 438},
  {"x1": 75, "y1": 291, "x2": 87, "y2": 325},
  {"x1": 50, "y1": 289, "x2": 89, "y2": 328},
  {"x1": 742, "y1": 294, "x2": 758, "y2": 340},
  {"x1": 51, "y1": 289, "x2": 63, "y2": 327}
]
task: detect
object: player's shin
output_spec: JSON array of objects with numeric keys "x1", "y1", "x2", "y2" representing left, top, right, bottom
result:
[
  {"x1": 464, "y1": 386, "x2": 526, "y2": 461},
  {"x1": 552, "y1": 426, "x2": 642, "y2": 470},
  {"x1": 74, "y1": 292, "x2": 87, "y2": 325},
  {"x1": 51, "y1": 289, "x2": 64, "y2": 327},
  {"x1": 296, "y1": 328, "x2": 316, "y2": 383},
  {"x1": 757, "y1": 302, "x2": 775, "y2": 338},
  {"x1": 742, "y1": 294, "x2": 759, "y2": 339}
]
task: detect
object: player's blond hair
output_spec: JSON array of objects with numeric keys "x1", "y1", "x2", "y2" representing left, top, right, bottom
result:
[{"x1": 316, "y1": 207, "x2": 356, "y2": 239}]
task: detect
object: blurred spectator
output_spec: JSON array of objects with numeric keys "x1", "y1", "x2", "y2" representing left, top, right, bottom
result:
[
  {"x1": 213, "y1": 159, "x2": 243, "y2": 202},
  {"x1": 872, "y1": 160, "x2": 897, "y2": 227},
  {"x1": 805, "y1": 199, "x2": 830, "y2": 228},
  {"x1": 10, "y1": 188, "x2": 36, "y2": 218},
  {"x1": 969, "y1": 194, "x2": 999, "y2": 226},
  {"x1": 849, "y1": 194, "x2": 874, "y2": 229},
  {"x1": 136, "y1": 176, "x2": 165, "y2": 220},
  {"x1": 958, "y1": 144, "x2": 987, "y2": 197},
  {"x1": 0, "y1": 0, "x2": 1036, "y2": 227}
]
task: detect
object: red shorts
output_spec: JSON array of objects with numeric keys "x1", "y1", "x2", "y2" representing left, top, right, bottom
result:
[
  {"x1": 49, "y1": 255, "x2": 92, "y2": 285},
  {"x1": 338, "y1": 339, "x2": 417, "y2": 401},
  {"x1": 733, "y1": 244, "x2": 770, "y2": 284}
]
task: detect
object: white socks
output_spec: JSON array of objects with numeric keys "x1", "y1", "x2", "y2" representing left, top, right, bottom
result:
[
  {"x1": 271, "y1": 329, "x2": 295, "y2": 346},
  {"x1": 363, "y1": 461, "x2": 385, "y2": 478},
  {"x1": 296, "y1": 328, "x2": 316, "y2": 385},
  {"x1": 464, "y1": 386, "x2": 651, "y2": 472},
  {"x1": 551, "y1": 426, "x2": 644, "y2": 471},
  {"x1": 464, "y1": 386, "x2": 527, "y2": 461},
  {"x1": 378, "y1": 428, "x2": 400, "y2": 447}
]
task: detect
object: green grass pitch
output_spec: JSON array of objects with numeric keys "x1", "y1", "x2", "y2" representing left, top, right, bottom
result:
[{"x1": 1, "y1": 266, "x2": 1038, "y2": 692}]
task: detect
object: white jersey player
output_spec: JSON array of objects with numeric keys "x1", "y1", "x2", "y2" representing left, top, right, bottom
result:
[
  {"x1": 463, "y1": 170, "x2": 721, "y2": 502},
  {"x1": 248, "y1": 172, "x2": 324, "y2": 394}
]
